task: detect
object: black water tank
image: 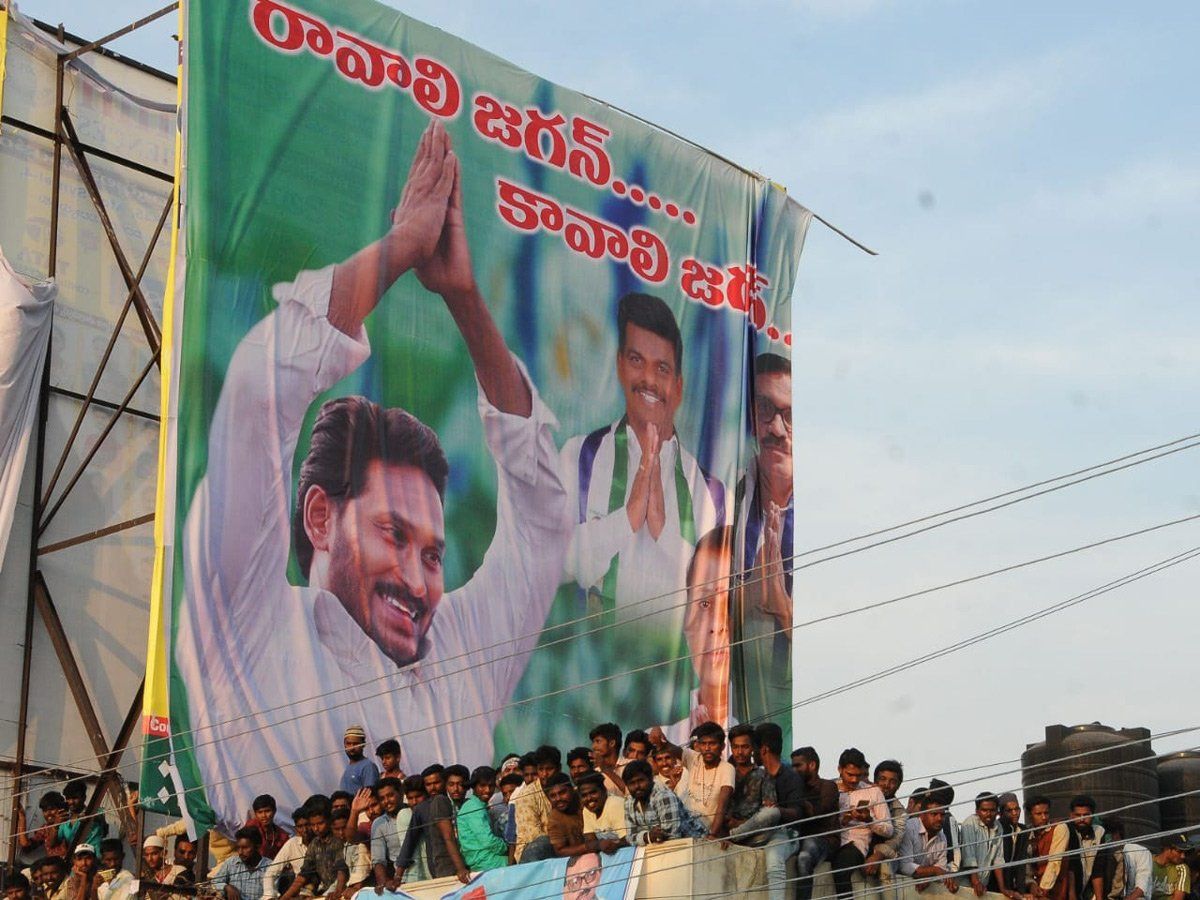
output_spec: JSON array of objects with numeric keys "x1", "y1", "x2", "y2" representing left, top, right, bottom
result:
[
  {"x1": 1157, "y1": 751, "x2": 1200, "y2": 833},
  {"x1": 1021, "y1": 723, "x2": 1159, "y2": 837}
]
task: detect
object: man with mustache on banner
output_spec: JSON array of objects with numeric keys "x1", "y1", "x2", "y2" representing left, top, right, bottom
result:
[
  {"x1": 176, "y1": 120, "x2": 569, "y2": 835},
  {"x1": 730, "y1": 352, "x2": 794, "y2": 736}
]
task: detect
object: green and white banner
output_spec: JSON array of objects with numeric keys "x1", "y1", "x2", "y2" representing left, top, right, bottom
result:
[{"x1": 143, "y1": 0, "x2": 807, "y2": 832}]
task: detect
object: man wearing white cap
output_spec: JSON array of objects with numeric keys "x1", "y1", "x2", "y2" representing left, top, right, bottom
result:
[
  {"x1": 339, "y1": 726, "x2": 380, "y2": 795},
  {"x1": 142, "y1": 836, "x2": 188, "y2": 890},
  {"x1": 65, "y1": 844, "x2": 100, "y2": 900}
]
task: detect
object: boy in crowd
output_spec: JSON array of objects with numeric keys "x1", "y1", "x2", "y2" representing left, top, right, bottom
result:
[
  {"x1": 495, "y1": 772, "x2": 524, "y2": 846},
  {"x1": 64, "y1": 845, "x2": 100, "y2": 900},
  {"x1": 567, "y1": 748, "x2": 594, "y2": 782},
  {"x1": 755, "y1": 723, "x2": 808, "y2": 900},
  {"x1": 246, "y1": 795, "x2": 291, "y2": 860},
  {"x1": 375, "y1": 740, "x2": 405, "y2": 782},
  {"x1": 335, "y1": 811, "x2": 372, "y2": 899},
  {"x1": 621, "y1": 731, "x2": 652, "y2": 765},
  {"x1": 282, "y1": 808, "x2": 343, "y2": 900},
  {"x1": 59, "y1": 783, "x2": 107, "y2": 853},
  {"x1": 394, "y1": 776, "x2": 431, "y2": 884},
  {"x1": 456, "y1": 767, "x2": 508, "y2": 872},
  {"x1": 174, "y1": 837, "x2": 199, "y2": 883},
  {"x1": 622, "y1": 760, "x2": 706, "y2": 846},
  {"x1": 16, "y1": 793, "x2": 70, "y2": 861},
  {"x1": 5, "y1": 874, "x2": 32, "y2": 900},
  {"x1": 31, "y1": 857, "x2": 70, "y2": 900},
  {"x1": 264, "y1": 807, "x2": 312, "y2": 900},
  {"x1": 998, "y1": 792, "x2": 1029, "y2": 898},
  {"x1": 1151, "y1": 835, "x2": 1193, "y2": 900},
  {"x1": 545, "y1": 774, "x2": 592, "y2": 858},
  {"x1": 589, "y1": 724, "x2": 626, "y2": 796},
  {"x1": 1068, "y1": 795, "x2": 1107, "y2": 900},
  {"x1": 1024, "y1": 794, "x2": 1072, "y2": 900},
  {"x1": 142, "y1": 836, "x2": 188, "y2": 887}
]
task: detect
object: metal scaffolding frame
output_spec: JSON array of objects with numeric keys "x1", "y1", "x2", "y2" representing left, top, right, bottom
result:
[{"x1": 3, "y1": 1, "x2": 179, "y2": 866}]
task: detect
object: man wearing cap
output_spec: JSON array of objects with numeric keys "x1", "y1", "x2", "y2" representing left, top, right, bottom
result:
[
  {"x1": 142, "y1": 836, "x2": 189, "y2": 889},
  {"x1": 339, "y1": 727, "x2": 381, "y2": 794},
  {"x1": 1152, "y1": 836, "x2": 1193, "y2": 900},
  {"x1": 65, "y1": 844, "x2": 100, "y2": 900}
]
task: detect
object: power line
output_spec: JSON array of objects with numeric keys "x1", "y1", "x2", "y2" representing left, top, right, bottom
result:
[
  {"x1": 793, "y1": 430, "x2": 1200, "y2": 560},
  {"x1": 756, "y1": 544, "x2": 1200, "y2": 721},
  {"x1": 16, "y1": 513, "x2": 1200, "y2": 807},
  {"x1": 28, "y1": 429, "x2": 1197, "y2": 787},
  {"x1": 72, "y1": 544, "x2": 1200, "y2": 825},
  {"x1": 792, "y1": 436, "x2": 1200, "y2": 571}
]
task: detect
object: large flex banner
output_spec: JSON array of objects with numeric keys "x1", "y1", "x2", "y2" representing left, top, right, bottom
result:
[{"x1": 143, "y1": 0, "x2": 807, "y2": 832}]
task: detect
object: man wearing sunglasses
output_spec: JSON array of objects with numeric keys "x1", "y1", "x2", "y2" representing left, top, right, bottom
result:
[{"x1": 730, "y1": 352, "x2": 794, "y2": 731}]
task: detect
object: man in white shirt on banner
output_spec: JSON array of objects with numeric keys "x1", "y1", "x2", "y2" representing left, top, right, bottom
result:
[
  {"x1": 560, "y1": 291, "x2": 726, "y2": 624},
  {"x1": 176, "y1": 120, "x2": 569, "y2": 834}
]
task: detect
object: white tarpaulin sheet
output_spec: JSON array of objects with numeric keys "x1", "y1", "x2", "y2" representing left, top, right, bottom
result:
[{"x1": 0, "y1": 245, "x2": 53, "y2": 571}]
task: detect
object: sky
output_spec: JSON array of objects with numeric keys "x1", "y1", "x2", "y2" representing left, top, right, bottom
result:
[{"x1": 10, "y1": 0, "x2": 1200, "y2": 809}]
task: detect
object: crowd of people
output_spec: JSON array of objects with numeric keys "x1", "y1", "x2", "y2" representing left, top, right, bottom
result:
[{"x1": 4, "y1": 722, "x2": 1198, "y2": 900}]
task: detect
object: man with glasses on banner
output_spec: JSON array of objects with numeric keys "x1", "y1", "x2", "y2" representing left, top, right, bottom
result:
[
  {"x1": 176, "y1": 120, "x2": 570, "y2": 835},
  {"x1": 731, "y1": 352, "x2": 794, "y2": 732}
]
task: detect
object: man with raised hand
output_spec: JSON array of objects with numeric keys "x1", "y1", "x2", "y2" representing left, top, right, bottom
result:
[
  {"x1": 176, "y1": 119, "x2": 570, "y2": 834},
  {"x1": 731, "y1": 353, "x2": 794, "y2": 730}
]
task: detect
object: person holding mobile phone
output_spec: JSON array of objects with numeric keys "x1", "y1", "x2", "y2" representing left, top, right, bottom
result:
[{"x1": 832, "y1": 748, "x2": 894, "y2": 900}]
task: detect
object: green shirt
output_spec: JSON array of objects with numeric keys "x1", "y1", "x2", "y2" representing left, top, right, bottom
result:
[
  {"x1": 456, "y1": 796, "x2": 508, "y2": 872},
  {"x1": 1151, "y1": 861, "x2": 1191, "y2": 900}
]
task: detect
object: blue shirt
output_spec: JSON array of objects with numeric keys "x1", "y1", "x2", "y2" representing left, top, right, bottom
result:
[
  {"x1": 369, "y1": 808, "x2": 406, "y2": 867},
  {"x1": 339, "y1": 757, "x2": 380, "y2": 794},
  {"x1": 211, "y1": 854, "x2": 274, "y2": 900}
]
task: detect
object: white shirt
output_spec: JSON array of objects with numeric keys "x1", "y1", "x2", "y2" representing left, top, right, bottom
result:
[
  {"x1": 262, "y1": 835, "x2": 307, "y2": 899},
  {"x1": 680, "y1": 746, "x2": 735, "y2": 827},
  {"x1": 560, "y1": 421, "x2": 726, "y2": 623},
  {"x1": 177, "y1": 266, "x2": 569, "y2": 834},
  {"x1": 97, "y1": 870, "x2": 136, "y2": 900},
  {"x1": 1122, "y1": 843, "x2": 1153, "y2": 899},
  {"x1": 838, "y1": 784, "x2": 894, "y2": 855}
]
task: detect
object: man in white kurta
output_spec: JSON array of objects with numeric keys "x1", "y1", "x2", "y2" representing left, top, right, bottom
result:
[
  {"x1": 559, "y1": 292, "x2": 726, "y2": 624},
  {"x1": 174, "y1": 122, "x2": 569, "y2": 835}
]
